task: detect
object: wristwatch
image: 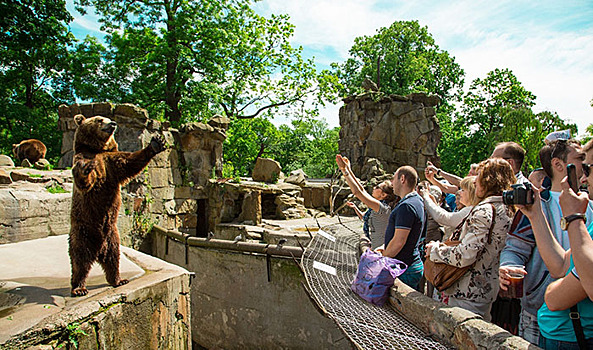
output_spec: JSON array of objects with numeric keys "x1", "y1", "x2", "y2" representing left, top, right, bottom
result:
[{"x1": 560, "y1": 213, "x2": 587, "y2": 230}]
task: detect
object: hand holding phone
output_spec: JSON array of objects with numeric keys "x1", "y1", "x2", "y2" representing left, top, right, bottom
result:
[{"x1": 567, "y1": 163, "x2": 578, "y2": 193}]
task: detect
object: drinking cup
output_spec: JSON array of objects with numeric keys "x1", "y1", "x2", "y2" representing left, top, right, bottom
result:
[{"x1": 500, "y1": 265, "x2": 525, "y2": 298}]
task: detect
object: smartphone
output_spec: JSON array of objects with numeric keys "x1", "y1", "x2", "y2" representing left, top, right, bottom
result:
[{"x1": 567, "y1": 163, "x2": 578, "y2": 192}]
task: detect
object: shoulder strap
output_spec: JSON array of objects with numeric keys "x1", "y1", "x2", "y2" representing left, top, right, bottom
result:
[
  {"x1": 487, "y1": 204, "x2": 496, "y2": 244},
  {"x1": 570, "y1": 305, "x2": 587, "y2": 350},
  {"x1": 450, "y1": 207, "x2": 474, "y2": 241}
]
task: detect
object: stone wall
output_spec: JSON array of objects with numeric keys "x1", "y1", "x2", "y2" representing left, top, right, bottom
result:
[
  {"x1": 339, "y1": 93, "x2": 441, "y2": 179},
  {"x1": 389, "y1": 280, "x2": 536, "y2": 349},
  {"x1": 0, "y1": 170, "x2": 72, "y2": 244},
  {"x1": 151, "y1": 227, "x2": 349, "y2": 349}
]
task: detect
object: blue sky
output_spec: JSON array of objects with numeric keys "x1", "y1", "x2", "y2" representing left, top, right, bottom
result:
[{"x1": 67, "y1": 0, "x2": 593, "y2": 135}]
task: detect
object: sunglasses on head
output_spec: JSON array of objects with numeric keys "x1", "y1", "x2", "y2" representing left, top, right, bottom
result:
[
  {"x1": 584, "y1": 163, "x2": 591, "y2": 178},
  {"x1": 550, "y1": 139, "x2": 568, "y2": 160}
]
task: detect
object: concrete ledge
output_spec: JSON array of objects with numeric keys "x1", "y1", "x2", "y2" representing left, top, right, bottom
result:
[
  {"x1": 0, "y1": 236, "x2": 192, "y2": 349},
  {"x1": 389, "y1": 280, "x2": 539, "y2": 349}
]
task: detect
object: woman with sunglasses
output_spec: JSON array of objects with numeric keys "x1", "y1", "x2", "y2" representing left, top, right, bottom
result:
[{"x1": 336, "y1": 154, "x2": 398, "y2": 250}]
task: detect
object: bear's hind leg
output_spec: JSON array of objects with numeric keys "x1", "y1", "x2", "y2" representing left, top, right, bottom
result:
[
  {"x1": 98, "y1": 241, "x2": 128, "y2": 288},
  {"x1": 70, "y1": 259, "x2": 93, "y2": 297}
]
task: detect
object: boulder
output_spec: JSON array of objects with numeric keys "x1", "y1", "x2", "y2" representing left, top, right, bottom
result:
[
  {"x1": 285, "y1": 171, "x2": 306, "y2": 186},
  {"x1": 360, "y1": 158, "x2": 386, "y2": 180},
  {"x1": 252, "y1": 158, "x2": 282, "y2": 183},
  {"x1": 274, "y1": 194, "x2": 308, "y2": 219},
  {"x1": 0, "y1": 169, "x2": 12, "y2": 184},
  {"x1": 290, "y1": 169, "x2": 308, "y2": 179},
  {"x1": 21, "y1": 159, "x2": 32, "y2": 168},
  {"x1": 10, "y1": 170, "x2": 30, "y2": 182},
  {"x1": 208, "y1": 115, "x2": 231, "y2": 130},
  {"x1": 34, "y1": 159, "x2": 51, "y2": 170},
  {"x1": 0, "y1": 155, "x2": 15, "y2": 167},
  {"x1": 238, "y1": 190, "x2": 262, "y2": 225}
]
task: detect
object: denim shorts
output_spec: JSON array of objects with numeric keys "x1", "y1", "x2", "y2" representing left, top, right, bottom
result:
[
  {"x1": 539, "y1": 334, "x2": 593, "y2": 349},
  {"x1": 398, "y1": 261, "x2": 423, "y2": 291}
]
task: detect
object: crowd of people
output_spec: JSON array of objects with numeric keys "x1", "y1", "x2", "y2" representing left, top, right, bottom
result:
[{"x1": 337, "y1": 134, "x2": 593, "y2": 350}]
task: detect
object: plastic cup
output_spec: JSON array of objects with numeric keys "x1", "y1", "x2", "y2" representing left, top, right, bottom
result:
[{"x1": 500, "y1": 265, "x2": 525, "y2": 299}]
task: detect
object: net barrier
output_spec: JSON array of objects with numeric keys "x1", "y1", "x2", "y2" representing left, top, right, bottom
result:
[{"x1": 299, "y1": 217, "x2": 451, "y2": 350}]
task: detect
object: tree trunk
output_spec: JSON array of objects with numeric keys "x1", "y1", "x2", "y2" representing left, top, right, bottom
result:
[
  {"x1": 164, "y1": 3, "x2": 181, "y2": 124},
  {"x1": 25, "y1": 64, "x2": 34, "y2": 109}
]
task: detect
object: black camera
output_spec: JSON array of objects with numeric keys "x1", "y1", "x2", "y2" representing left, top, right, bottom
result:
[{"x1": 502, "y1": 183, "x2": 534, "y2": 205}]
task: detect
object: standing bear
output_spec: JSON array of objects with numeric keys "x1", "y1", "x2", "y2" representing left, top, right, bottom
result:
[{"x1": 69, "y1": 114, "x2": 166, "y2": 296}]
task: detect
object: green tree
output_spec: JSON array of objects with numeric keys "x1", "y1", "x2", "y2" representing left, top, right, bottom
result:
[
  {"x1": 331, "y1": 20, "x2": 465, "y2": 104},
  {"x1": 223, "y1": 116, "x2": 338, "y2": 178},
  {"x1": 584, "y1": 123, "x2": 593, "y2": 144},
  {"x1": 0, "y1": 0, "x2": 75, "y2": 161},
  {"x1": 440, "y1": 68, "x2": 575, "y2": 174},
  {"x1": 73, "y1": 0, "x2": 328, "y2": 126},
  {"x1": 223, "y1": 117, "x2": 281, "y2": 176},
  {"x1": 272, "y1": 117, "x2": 339, "y2": 178}
]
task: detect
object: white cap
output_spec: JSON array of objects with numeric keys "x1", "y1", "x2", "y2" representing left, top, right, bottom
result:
[{"x1": 544, "y1": 129, "x2": 571, "y2": 145}]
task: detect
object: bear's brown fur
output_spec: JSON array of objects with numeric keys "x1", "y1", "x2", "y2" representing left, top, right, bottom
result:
[
  {"x1": 69, "y1": 114, "x2": 166, "y2": 296},
  {"x1": 12, "y1": 139, "x2": 47, "y2": 163}
]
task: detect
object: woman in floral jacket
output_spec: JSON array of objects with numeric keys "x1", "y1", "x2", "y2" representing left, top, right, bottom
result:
[{"x1": 425, "y1": 158, "x2": 515, "y2": 321}]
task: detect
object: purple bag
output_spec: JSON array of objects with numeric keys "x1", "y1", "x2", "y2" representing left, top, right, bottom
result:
[{"x1": 350, "y1": 250, "x2": 408, "y2": 306}]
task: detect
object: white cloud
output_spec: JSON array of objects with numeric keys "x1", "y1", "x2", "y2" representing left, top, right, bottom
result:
[
  {"x1": 72, "y1": 15, "x2": 103, "y2": 34},
  {"x1": 257, "y1": 0, "x2": 593, "y2": 135}
]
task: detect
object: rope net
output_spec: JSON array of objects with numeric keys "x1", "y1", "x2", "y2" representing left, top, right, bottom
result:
[{"x1": 300, "y1": 217, "x2": 450, "y2": 350}]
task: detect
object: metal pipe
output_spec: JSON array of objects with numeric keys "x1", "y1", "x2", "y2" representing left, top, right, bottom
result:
[{"x1": 152, "y1": 225, "x2": 303, "y2": 258}]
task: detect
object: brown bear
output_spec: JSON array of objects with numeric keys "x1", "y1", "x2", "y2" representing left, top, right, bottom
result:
[
  {"x1": 69, "y1": 114, "x2": 166, "y2": 296},
  {"x1": 12, "y1": 139, "x2": 47, "y2": 163}
]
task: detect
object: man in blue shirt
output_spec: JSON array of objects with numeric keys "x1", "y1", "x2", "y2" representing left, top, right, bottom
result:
[{"x1": 380, "y1": 165, "x2": 425, "y2": 291}]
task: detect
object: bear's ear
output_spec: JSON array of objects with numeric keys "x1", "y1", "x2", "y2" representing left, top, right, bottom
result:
[{"x1": 74, "y1": 114, "x2": 86, "y2": 126}]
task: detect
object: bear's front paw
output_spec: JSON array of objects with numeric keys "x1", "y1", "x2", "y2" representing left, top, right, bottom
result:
[
  {"x1": 71, "y1": 287, "x2": 88, "y2": 297},
  {"x1": 149, "y1": 135, "x2": 166, "y2": 154}
]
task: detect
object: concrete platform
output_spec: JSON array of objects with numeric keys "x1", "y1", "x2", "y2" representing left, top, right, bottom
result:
[{"x1": 0, "y1": 235, "x2": 191, "y2": 349}]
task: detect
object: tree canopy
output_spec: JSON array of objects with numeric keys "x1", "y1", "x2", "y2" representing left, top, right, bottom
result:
[
  {"x1": 0, "y1": 0, "x2": 75, "y2": 161},
  {"x1": 224, "y1": 117, "x2": 338, "y2": 178},
  {"x1": 72, "y1": 0, "x2": 332, "y2": 126},
  {"x1": 439, "y1": 68, "x2": 577, "y2": 175},
  {"x1": 0, "y1": 2, "x2": 588, "y2": 179},
  {"x1": 331, "y1": 20, "x2": 465, "y2": 105}
]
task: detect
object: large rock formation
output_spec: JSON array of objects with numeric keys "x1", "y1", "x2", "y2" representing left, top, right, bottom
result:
[{"x1": 339, "y1": 93, "x2": 441, "y2": 179}]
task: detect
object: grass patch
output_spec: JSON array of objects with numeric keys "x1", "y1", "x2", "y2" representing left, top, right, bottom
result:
[{"x1": 47, "y1": 184, "x2": 69, "y2": 194}]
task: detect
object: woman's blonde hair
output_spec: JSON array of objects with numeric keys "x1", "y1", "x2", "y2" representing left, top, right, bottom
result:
[
  {"x1": 460, "y1": 176, "x2": 479, "y2": 206},
  {"x1": 476, "y1": 158, "x2": 516, "y2": 199}
]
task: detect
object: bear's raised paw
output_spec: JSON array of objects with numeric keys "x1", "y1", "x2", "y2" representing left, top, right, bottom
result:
[{"x1": 150, "y1": 135, "x2": 166, "y2": 154}]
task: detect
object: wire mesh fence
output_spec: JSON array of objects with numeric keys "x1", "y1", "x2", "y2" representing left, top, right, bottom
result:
[{"x1": 300, "y1": 217, "x2": 451, "y2": 350}]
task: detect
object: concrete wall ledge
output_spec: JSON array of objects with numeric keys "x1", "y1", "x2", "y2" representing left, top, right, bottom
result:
[
  {"x1": 389, "y1": 280, "x2": 540, "y2": 349},
  {"x1": 0, "y1": 235, "x2": 192, "y2": 349}
]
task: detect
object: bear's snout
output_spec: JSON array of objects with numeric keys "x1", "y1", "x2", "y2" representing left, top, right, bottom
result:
[{"x1": 102, "y1": 121, "x2": 117, "y2": 134}]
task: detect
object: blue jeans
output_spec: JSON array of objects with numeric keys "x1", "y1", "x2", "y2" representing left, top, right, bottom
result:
[
  {"x1": 519, "y1": 309, "x2": 540, "y2": 345},
  {"x1": 539, "y1": 334, "x2": 593, "y2": 349},
  {"x1": 399, "y1": 261, "x2": 423, "y2": 291}
]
